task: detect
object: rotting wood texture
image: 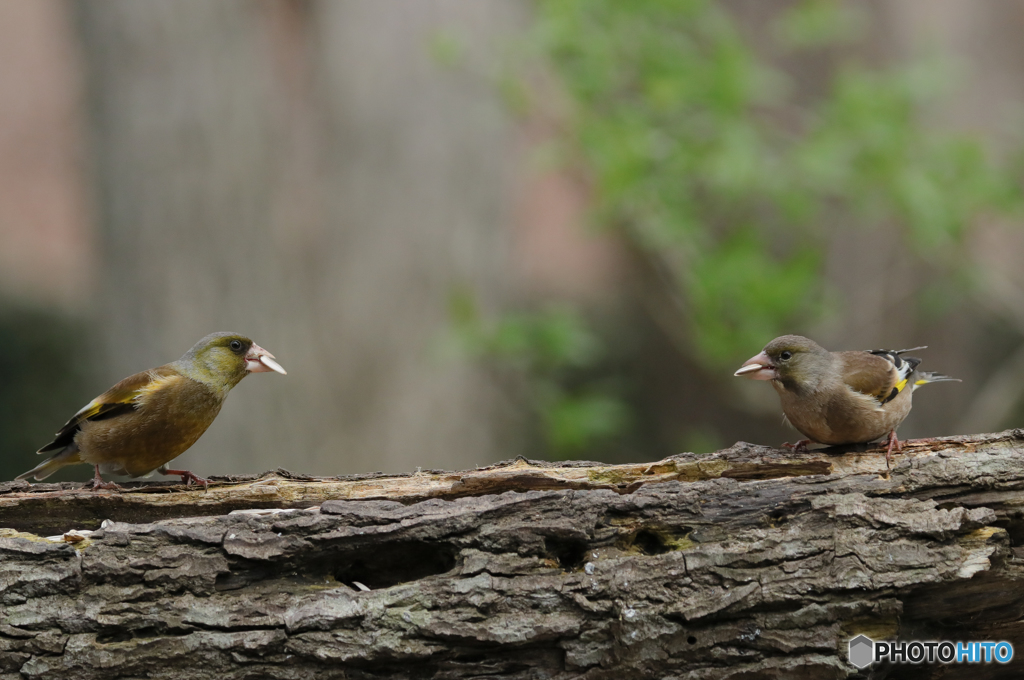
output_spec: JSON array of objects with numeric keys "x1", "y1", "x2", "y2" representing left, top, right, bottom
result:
[{"x1": 2, "y1": 430, "x2": 1024, "y2": 679}]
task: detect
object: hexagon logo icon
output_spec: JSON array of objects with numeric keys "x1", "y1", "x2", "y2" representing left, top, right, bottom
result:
[{"x1": 848, "y1": 635, "x2": 874, "y2": 669}]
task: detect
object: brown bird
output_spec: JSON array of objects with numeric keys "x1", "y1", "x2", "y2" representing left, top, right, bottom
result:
[
  {"x1": 16, "y1": 332, "x2": 287, "y2": 490},
  {"x1": 734, "y1": 335, "x2": 958, "y2": 465}
]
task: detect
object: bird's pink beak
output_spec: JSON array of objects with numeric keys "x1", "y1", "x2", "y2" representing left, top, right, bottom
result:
[
  {"x1": 734, "y1": 351, "x2": 776, "y2": 381},
  {"x1": 245, "y1": 343, "x2": 287, "y2": 375}
]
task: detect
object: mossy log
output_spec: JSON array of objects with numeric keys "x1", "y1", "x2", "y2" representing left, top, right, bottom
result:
[{"x1": 2, "y1": 431, "x2": 1024, "y2": 679}]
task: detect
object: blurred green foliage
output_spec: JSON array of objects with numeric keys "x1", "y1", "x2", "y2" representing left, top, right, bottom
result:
[
  {"x1": 455, "y1": 0, "x2": 1024, "y2": 459},
  {"x1": 429, "y1": 30, "x2": 466, "y2": 69},
  {"x1": 773, "y1": 0, "x2": 867, "y2": 48},
  {"x1": 536, "y1": 0, "x2": 1021, "y2": 366},
  {"x1": 447, "y1": 290, "x2": 628, "y2": 458}
]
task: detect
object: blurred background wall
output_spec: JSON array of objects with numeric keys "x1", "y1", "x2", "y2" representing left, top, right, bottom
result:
[
  {"x1": 2, "y1": 0, "x2": 1024, "y2": 481},
  {"x1": 74, "y1": 0, "x2": 527, "y2": 477}
]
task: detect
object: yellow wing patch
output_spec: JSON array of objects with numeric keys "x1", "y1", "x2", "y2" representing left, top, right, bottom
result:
[{"x1": 134, "y1": 371, "x2": 181, "y2": 403}]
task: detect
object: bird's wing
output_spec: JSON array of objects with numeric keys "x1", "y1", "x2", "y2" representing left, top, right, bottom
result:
[
  {"x1": 838, "y1": 350, "x2": 920, "y2": 406},
  {"x1": 38, "y1": 365, "x2": 182, "y2": 453}
]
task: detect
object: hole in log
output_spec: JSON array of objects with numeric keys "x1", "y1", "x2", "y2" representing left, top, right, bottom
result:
[
  {"x1": 1000, "y1": 518, "x2": 1024, "y2": 547},
  {"x1": 545, "y1": 537, "x2": 588, "y2": 571},
  {"x1": 332, "y1": 541, "x2": 457, "y2": 589},
  {"x1": 687, "y1": 635, "x2": 697, "y2": 645},
  {"x1": 617, "y1": 526, "x2": 691, "y2": 555},
  {"x1": 633, "y1": 529, "x2": 670, "y2": 555}
]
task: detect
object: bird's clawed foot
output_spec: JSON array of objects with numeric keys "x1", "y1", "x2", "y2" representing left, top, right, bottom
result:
[
  {"x1": 884, "y1": 429, "x2": 903, "y2": 469},
  {"x1": 159, "y1": 467, "x2": 210, "y2": 490},
  {"x1": 88, "y1": 465, "x2": 121, "y2": 492},
  {"x1": 782, "y1": 439, "x2": 812, "y2": 453}
]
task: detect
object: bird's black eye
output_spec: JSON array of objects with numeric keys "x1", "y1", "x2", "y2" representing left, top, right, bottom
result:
[
  {"x1": 779, "y1": 351, "x2": 792, "y2": 361},
  {"x1": 229, "y1": 340, "x2": 243, "y2": 353}
]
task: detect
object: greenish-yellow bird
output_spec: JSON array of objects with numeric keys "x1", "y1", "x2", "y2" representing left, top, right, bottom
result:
[
  {"x1": 16, "y1": 332, "x2": 287, "y2": 489},
  {"x1": 734, "y1": 335, "x2": 957, "y2": 466}
]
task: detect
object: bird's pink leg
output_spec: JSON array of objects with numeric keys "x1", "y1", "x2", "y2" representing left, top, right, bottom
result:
[
  {"x1": 782, "y1": 439, "x2": 812, "y2": 453},
  {"x1": 160, "y1": 467, "x2": 209, "y2": 490},
  {"x1": 88, "y1": 465, "x2": 121, "y2": 491},
  {"x1": 884, "y1": 429, "x2": 903, "y2": 468}
]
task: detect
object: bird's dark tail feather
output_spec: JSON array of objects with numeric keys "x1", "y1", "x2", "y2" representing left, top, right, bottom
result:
[{"x1": 15, "y1": 444, "x2": 82, "y2": 481}]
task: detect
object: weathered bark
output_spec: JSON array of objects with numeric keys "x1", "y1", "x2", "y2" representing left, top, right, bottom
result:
[{"x1": 2, "y1": 431, "x2": 1024, "y2": 678}]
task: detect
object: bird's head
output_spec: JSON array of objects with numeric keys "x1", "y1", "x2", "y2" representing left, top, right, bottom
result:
[
  {"x1": 179, "y1": 332, "x2": 287, "y2": 391},
  {"x1": 734, "y1": 335, "x2": 831, "y2": 390}
]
